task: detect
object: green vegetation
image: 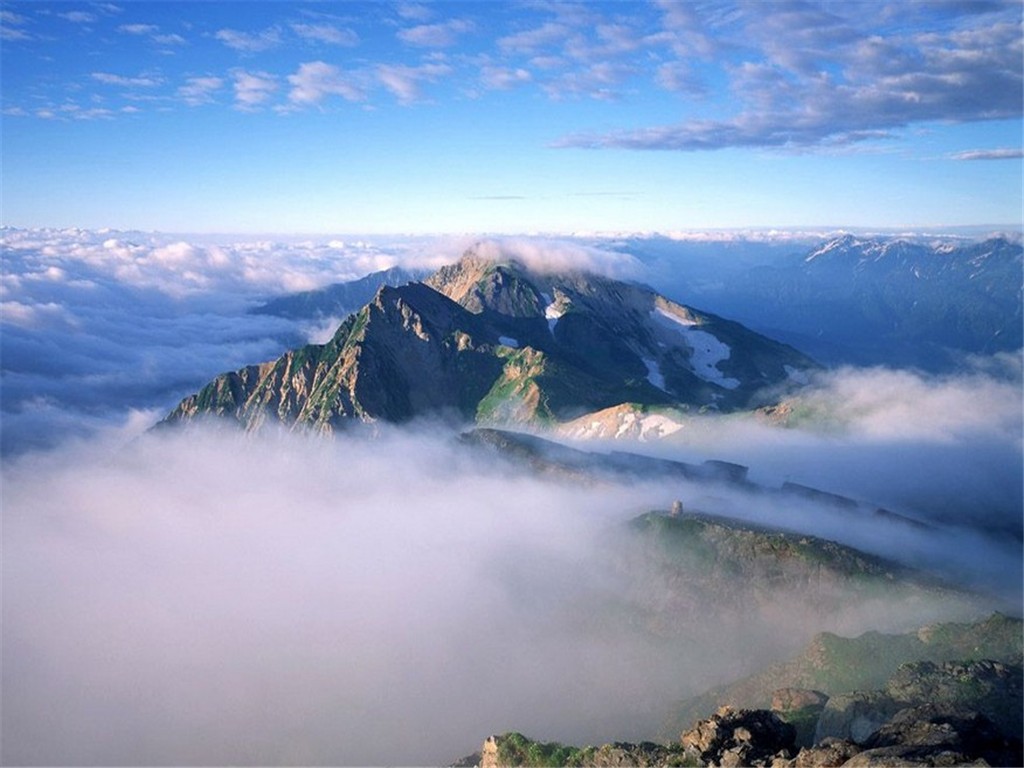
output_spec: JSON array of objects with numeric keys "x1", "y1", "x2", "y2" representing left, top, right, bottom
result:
[{"x1": 494, "y1": 732, "x2": 596, "y2": 767}]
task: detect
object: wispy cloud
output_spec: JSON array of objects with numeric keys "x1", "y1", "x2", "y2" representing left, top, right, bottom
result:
[
  {"x1": 177, "y1": 76, "x2": 223, "y2": 106},
  {"x1": 555, "y1": 4, "x2": 1023, "y2": 152},
  {"x1": 118, "y1": 23, "x2": 157, "y2": 35},
  {"x1": 291, "y1": 22, "x2": 358, "y2": 46},
  {"x1": 91, "y1": 72, "x2": 162, "y2": 88},
  {"x1": 56, "y1": 11, "x2": 96, "y2": 24},
  {"x1": 480, "y1": 65, "x2": 532, "y2": 90},
  {"x1": 215, "y1": 26, "x2": 282, "y2": 53},
  {"x1": 950, "y1": 148, "x2": 1024, "y2": 161},
  {"x1": 397, "y1": 18, "x2": 474, "y2": 47},
  {"x1": 377, "y1": 62, "x2": 451, "y2": 103}
]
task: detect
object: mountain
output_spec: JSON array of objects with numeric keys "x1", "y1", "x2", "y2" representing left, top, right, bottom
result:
[
  {"x1": 161, "y1": 249, "x2": 815, "y2": 431},
  {"x1": 639, "y1": 235, "x2": 1023, "y2": 371},
  {"x1": 251, "y1": 265, "x2": 428, "y2": 320}
]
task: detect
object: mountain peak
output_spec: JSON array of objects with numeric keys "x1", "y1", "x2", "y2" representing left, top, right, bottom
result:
[{"x1": 162, "y1": 253, "x2": 816, "y2": 433}]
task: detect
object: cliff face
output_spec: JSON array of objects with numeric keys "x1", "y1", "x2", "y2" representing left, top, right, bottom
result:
[{"x1": 162, "y1": 249, "x2": 815, "y2": 432}]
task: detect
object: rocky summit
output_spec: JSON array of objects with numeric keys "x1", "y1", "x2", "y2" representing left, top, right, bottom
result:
[{"x1": 161, "y1": 247, "x2": 814, "y2": 431}]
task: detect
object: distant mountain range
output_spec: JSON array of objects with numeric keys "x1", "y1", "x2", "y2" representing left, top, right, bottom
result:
[
  {"x1": 637, "y1": 235, "x2": 1022, "y2": 371},
  {"x1": 163, "y1": 249, "x2": 813, "y2": 431},
  {"x1": 251, "y1": 265, "x2": 429, "y2": 320}
]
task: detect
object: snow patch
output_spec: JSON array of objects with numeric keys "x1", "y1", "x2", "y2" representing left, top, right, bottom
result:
[
  {"x1": 498, "y1": 336, "x2": 519, "y2": 348},
  {"x1": 543, "y1": 292, "x2": 567, "y2": 334},
  {"x1": 642, "y1": 357, "x2": 666, "y2": 391},
  {"x1": 650, "y1": 308, "x2": 740, "y2": 390}
]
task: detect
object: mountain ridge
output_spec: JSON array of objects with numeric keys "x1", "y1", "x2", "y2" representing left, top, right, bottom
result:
[{"x1": 162, "y1": 248, "x2": 815, "y2": 431}]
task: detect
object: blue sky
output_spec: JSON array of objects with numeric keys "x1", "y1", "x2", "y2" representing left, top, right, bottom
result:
[{"x1": 2, "y1": 1, "x2": 1021, "y2": 234}]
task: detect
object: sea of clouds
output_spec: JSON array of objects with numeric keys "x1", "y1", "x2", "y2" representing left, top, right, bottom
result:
[{"x1": 2, "y1": 229, "x2": 1020, "y2": 765}]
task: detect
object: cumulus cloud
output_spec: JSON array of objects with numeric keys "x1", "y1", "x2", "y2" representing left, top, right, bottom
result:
[
  {"x1": 287, "y1": 61, "x2": 365, "y2": 105},
  {"x1": 556, "y1": 3, "x2": 1023, "y2": 151},
  {"x1": 231, "y1": 69, "x2": 278, "y2": 109}
]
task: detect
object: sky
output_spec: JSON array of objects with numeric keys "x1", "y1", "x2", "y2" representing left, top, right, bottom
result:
[{"x1": 1, "y1": 0, "x2": 1022, "y2": 234}]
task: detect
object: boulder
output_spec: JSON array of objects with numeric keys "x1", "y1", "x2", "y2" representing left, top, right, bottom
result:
[
  {"x1": 681, "y1": 706, "x2": 796, "y2": 767},
  {"x1": 885, "y1": 659, "x2": 1023, "y2": 738},
  {"x1": 789, "y1": 737, "x2": 862, "y2": 766},
  {"x1": 860, "y1": 704, "x2": 1023, "y2": 767}
]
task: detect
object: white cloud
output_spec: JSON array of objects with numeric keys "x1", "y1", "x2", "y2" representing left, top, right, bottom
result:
[
  {"x1": 397, "y1": 18, "x2": 474, "y2": 47},
  {"x1": 57, "y1": 11, "x2": 97, "y2": 23},
  {"x1": 469, "y1": 237, "x2": 643, "y2": 279},
  {"x1": 480, "y1": 65, "x2": 532, "y2": 90},
  {"x1": 950, "y1": 147, "x2": 1023, "y2": 161},
  {"x1": 118, "y1": 23, "x2": 157, "y2": 34},
  {"x1": 177, "y1": 76, "x2": 223, "y2": 106},
  {"x1": 291, "y1": 22, "x2": 358, "y2": 46},
  {"x1": 231, "y1": 69, "x2": 278, "y2": 109},
  {"x1": 91, "y1": 72, "x2": 162, "y2": 88},
  {"x1": 2, "y1": 421, "x2": 992, "y2": 765},
  {"x1": 215, "y1": 26, "x2": 281, "y2": 53},
  {"x1": 377, "y1": 62, "x2": 451, "y2": 103},
  {"x1": 287, "y1": 61, "x2": 365, "y2": 106}
]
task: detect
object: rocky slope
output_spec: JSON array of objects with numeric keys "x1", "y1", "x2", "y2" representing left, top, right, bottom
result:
[
  {"x1": 454, "y1": 615, "x2": 1023, "y2": 768},
  {"x1": 161, "y1": 248, "x2": 814, "y2": 431},
  {"x1": 665, "y1": 612, "x2": 1023, "y2": 740}
]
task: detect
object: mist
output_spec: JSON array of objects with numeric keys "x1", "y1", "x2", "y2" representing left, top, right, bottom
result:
[
  {"x1": 2, "y1": 229, "x2": 1020, "y2": 765},
  {"x1": 1, "y1": 420, "x2": 1006, "y2": 766}
]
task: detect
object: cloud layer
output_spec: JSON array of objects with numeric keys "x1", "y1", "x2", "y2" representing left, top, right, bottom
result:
[
  {"x1": 1, "y1": 230, "x2": 1019, "y2": 765},
  {"x1": 2, "y1": 423, "x2": 998, "y2": 766}
]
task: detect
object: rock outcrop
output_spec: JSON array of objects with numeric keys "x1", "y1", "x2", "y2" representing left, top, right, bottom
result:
[
  {"x1": 680, "y1": 706, "x2": 796, "y2": 767},
  {"x1": 162, "y1": 248, "x2": 815, "y2": 432}
]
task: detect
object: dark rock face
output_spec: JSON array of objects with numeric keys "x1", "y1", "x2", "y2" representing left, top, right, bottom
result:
[
  {"x1": 885, "y1": 659, "x2": 1023, "y2": 739},
  {"x1": 680, "y1": 706, "x2": 796, "y2": 767},
  {"x1": 162, "y1": 250, "x2": 815, "y2": 432},
  {"x1": 814, "y1": 691, "x2": 902, "y2": 745},
  {"x1": 822, "y1": 704, "x2": 1018, "y2": 767}
]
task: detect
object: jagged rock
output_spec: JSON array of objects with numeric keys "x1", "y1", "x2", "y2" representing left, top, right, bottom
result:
[
  {"x1": 681, "y1": 706, "x2": 796, "y2": 767},
  {"x1": 789, "y1": 737, "x2": 862, "y2": 766},
  {"x1": 856, "y1": 704, "x2": 1024, "y2": 767},
  {"x1": 885, "y1": 659, "x2": 1023, "y2": 738},
  {"x1": 163, "y1": 249, "x2": 815, "y2": 432},
  {"x1": 813, "y1": 691, "x2": 902, "y2": 745}
]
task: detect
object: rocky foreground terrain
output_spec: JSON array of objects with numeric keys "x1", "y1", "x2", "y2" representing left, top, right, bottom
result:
[{"x1": 453, "y1": 614, "x2": 1022, "y2": 767}]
